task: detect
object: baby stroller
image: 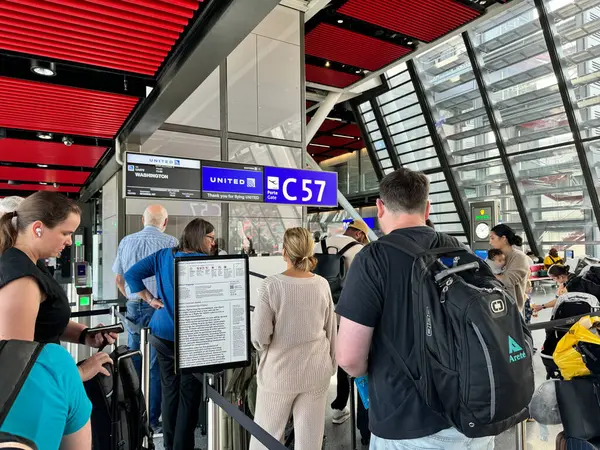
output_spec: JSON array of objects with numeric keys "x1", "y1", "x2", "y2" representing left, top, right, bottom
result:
[{"x1": 541, "y1": 292, "x2": 600, "y2": 379}]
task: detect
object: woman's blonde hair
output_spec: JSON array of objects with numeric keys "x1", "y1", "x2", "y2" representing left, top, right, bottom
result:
[{"x1": 283, "y1": 227, "x2": 317, "y2": 272}]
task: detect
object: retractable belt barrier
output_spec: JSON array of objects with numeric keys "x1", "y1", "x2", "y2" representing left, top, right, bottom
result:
[
  {"x1": 70, "y1": 305, "x2": 125, "y2": 318},
  {"x1": 203, "y1": 382, "x2": 287, "y2": 450},
  {"x1": 249, "y1": 271, "x2": 267, "y2": 280},
  {"x1": 527, "y1": 310, "x2": 600, "y2": 331}
]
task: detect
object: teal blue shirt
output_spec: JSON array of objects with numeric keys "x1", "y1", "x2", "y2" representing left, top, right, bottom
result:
[
  {"x1": 0, "y1": 344, "x2": 92, "y2": 450},
  {"x1": 124, "y1": 248, "x2": 206, "y2": 341}
]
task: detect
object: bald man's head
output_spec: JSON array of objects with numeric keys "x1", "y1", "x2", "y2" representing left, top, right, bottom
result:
[{"x1": 142, "y1": 204, "x2": 168, "y2": 231}]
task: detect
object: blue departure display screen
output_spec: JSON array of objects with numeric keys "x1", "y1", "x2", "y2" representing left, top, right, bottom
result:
[
  {"x1": 201, "y1": 161, "x2": 264, "y2": 202},
  {"x1": 263, "y1": 166, "x2": 337, "y2": 207}
]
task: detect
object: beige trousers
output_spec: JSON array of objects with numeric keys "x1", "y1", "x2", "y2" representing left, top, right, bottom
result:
[{"x1": 249, "y1": 386, "x2": 328, "y2": 450}]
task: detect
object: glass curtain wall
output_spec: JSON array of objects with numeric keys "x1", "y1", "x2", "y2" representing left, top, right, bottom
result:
[
  {"x1": 355, "y1": 63, "x2": 469, "y2": 241},
  {"x1": 360, "y1": 0, "x2": 600, "y2": 256}
]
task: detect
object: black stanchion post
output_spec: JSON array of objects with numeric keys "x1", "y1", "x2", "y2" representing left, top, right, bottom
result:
[{"x1": 349, "y1": 376, "x2": 357, "y2": 450}]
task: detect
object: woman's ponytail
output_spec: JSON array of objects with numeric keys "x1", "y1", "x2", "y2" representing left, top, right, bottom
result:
[
  {"x1": 0, "y1": 211, "x2": 18, "y2": 254},
  {"x1": 283, "y1": 227, "x2": 317, "y2": 272}
]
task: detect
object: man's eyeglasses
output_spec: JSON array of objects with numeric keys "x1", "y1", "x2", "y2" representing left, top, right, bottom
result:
[{"x1": 206, "y1": 235, "x2": 215, "y2": 242}]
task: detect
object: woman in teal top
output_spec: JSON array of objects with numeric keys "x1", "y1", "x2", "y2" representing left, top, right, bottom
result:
[
  {"x1": 124, "y1": 218, "x2": 215, "y2": 450},
  {"x1": 1, "y1": 343, "x2": 92, "y2": 450}
]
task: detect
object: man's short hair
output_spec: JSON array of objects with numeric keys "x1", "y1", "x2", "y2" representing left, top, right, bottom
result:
[{"x1": 379, "y1": 168, "x2": 429, "y2": 214}]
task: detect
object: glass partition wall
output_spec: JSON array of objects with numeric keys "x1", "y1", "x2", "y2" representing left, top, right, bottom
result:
[{"x1": 355, "y1": 0, "x2": 600, "y2": 257}]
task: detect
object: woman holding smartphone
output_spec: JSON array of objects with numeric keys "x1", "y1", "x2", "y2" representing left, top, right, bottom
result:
[{"x1": 0, "y1": 192, "x2": 117, "y2": 380}]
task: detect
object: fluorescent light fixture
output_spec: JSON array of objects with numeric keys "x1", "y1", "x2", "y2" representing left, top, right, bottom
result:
[
  {"x1": 37, "y1": 164, "x2": 48, "y2": 168},
  {"x1": 333, "y1": 134, "x2": 354, "y2": 139},
  {"x1": 326, "y1": 117, "x2": 343, "y2": 122},
  {"x1": 36, "y1": 132, "x2": 53, "y2": 140},
  {"x1": 310, "y1": 143, "x2": 330, "y2": 148}
]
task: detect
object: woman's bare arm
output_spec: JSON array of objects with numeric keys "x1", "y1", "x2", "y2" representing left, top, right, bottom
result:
[
  {"x1": 60, "y1": 420, "x2": 92, "y2": 450},
  {"x1": 0, "y1": 277, "x2": 41, "y2": 341}
]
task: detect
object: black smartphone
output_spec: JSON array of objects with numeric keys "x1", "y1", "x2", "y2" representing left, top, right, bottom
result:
[{"x1": 86, "y1": 323, "x2": 124, "y2": 336}]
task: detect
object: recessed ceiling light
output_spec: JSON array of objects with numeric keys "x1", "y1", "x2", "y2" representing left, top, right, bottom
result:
[
  {"x1": 337, "y1": 19, "x2": 343, "y2": 24},
  {"x1": 407, "y1": 41, "x2": 413, "y2": 45},
  {"x1": 37, "y1": 164, "x2": 48, "y2": 168},
  {"x1": 36, "y1": 132, "x2": 53, "y2": 140},
  {"x1": 30, "y1": 60, "x2": 56, "y2": 77},
  {"x1": 356, "y1": 70, "x2": 361, "y2": 74},
  {"x1": 40, "y1": 182, "x2": 48, "y2": 185},
  {"x1": 325, "y1": 61, "x2": 331, "y2": 67},
  {"x1": 62, "y1": 136, "x2": 74, "y2": 146}
]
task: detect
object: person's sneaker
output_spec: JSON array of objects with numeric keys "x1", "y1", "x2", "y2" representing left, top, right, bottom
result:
[{"x1": 332, "y1": 407, "x2": 351, "y2": 424}]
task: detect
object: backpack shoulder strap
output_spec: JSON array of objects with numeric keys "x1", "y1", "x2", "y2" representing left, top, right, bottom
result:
[
  {"x1": 376, "y1": 234, "x2": 425, "y2": 259},
  {"x1": 338, "y1": 241, "x2": 360, "y2": 257},
  {"x1": 320, "y1": 238, "x2": 327, "y2": 254},
  {"x1": 0, "y1": 340, "x2": 43, "y2": 426}
]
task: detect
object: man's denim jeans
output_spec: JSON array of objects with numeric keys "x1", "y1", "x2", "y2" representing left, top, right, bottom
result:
[
  {"x1": 126, "y1": 300, "x2": 161, "y2": 427},
  {"x1": 370, "y1": 428, "x2": 494, "y2": 450}
]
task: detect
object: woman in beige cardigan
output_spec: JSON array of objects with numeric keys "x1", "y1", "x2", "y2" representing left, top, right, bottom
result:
[
  {"x1": 490, "y1": 224, "x2": 530, "y2": 311},
  {"x1": 250, "y1": 227, "x2": 337, "y2": 450}
]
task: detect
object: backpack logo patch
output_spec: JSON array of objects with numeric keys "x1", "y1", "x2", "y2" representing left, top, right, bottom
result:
[
  {"x1": 508, "y1": 336, "x2": 526, "y2": 363},
  {"x1": 490, "y1": 299, "x2": 505, "y2": 314}
]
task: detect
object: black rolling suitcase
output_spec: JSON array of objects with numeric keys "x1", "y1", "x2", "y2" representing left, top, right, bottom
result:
[{"x1": 83, "y1": 346, "x2": 154, "y2": 450}]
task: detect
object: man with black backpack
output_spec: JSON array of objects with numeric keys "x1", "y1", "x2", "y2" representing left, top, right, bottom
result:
[
  {"x1": 314, "y1": 221, "x2": 367, "y2": 426},
  {"x1": 336, "y1": 168, "x2": 534, "y2": 449}
]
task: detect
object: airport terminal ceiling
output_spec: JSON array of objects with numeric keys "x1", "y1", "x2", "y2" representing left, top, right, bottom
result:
[{"x1": 2, "y1": 0, "x2": 600, "y2": 257}]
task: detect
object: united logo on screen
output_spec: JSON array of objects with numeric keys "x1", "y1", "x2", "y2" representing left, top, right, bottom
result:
[{"x1": 247, "y1": 178, "x2": 255, "y2": 188}]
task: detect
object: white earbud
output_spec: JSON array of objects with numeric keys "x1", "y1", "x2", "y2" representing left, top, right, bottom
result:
[{"x1": 35, "y1": 228, "x2": 42, "y2": 237}]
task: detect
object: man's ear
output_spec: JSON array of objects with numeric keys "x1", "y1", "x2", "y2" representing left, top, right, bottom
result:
[
  {"x1": 376, "y1": 198, "x2": 384, "y2": 219},
  {"x1": 424, "y1": 200, "x2": 431, "y2": 220}
]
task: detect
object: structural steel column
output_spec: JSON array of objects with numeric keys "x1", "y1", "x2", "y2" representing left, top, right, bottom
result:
[
  {"x1": 407, "y1": 60, "x2": 471, "y2": 242},
  {"x1": 535, "y1": 0, "x2": 600, "y2": 230},
  {"x1": 305, "y1": 92, "x2": 378, "y2": 241},
  {"x1": 462, "y1": 32, "x2": 541, "y2": 255},
  {"x1": 371, "y1": 99, "x2": 402, "y2": 170},
  {"x1": 306, "y1": 92, "x2": 342, "y2": 143},
  {"x1": 350, "y1": 103, "x2": 384, "y2": 180}
]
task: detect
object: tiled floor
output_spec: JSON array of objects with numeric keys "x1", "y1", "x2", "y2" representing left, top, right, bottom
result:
[{"x1": 154, "y1": 293, "x2": 563, "y2": 450}]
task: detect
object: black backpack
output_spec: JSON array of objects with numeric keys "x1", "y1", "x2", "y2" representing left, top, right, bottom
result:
[
  {"x1": 378, "y1": 233, "x2": 534, "y2": 438},
  {"x1": 83, "y1": 345, "x2": 153, "y2": 450},
  {"x1": 313, "y1": 238, "x2": 360, "y2": 303},
  {"x1": 0, "y1": 340, "x2": 42, "y2": 450}
]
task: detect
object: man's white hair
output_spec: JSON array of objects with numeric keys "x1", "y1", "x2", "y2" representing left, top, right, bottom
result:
[
  {"x1": 143, "y1": 204, "x2": 168, "y2": 228},
  {"x1": 0, "y1": 196, "x2": 24, "y2": 216}
]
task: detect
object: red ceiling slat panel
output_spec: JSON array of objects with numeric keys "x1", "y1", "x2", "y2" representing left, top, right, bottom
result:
[
  {"x1": 0, "y1": 139, "x2": 106, "y2": 168},
  {"x1": 333, "y1": 124, "x2": 362, "y2": 138},
  {"x1": 312, "y1": 135, "x2": 356, "y2": 147},
  {"x1": 0, "y1": 77, "x2": 138, "y2": 138},
  {"x1": 319, "y1": 119, "x2": 345, "y2": 133},
  {"x1": 306, "y1": 64, "x2": 361, "y2": 88},
  {"x1": 338, "y1": 0, "x2": 480, "y2": 43},
  {"x1": 306, "y1": 24, "x2": 411, "y2": 71},
  {"x1": 308, "y1": 146, "x2": 348, "y2": 157},
  {"x1": 0, "y1": 183, "x2": 80, "y2": 193},
  {"x1": 346, "y1": 140, "x2": 366, "y2": 150},
  {"x1": 0, "y1": 167, "x2": 89, "y2": 185},
  {"x1": 0, "y1": 0, "x2": 202, "y2": 75}
]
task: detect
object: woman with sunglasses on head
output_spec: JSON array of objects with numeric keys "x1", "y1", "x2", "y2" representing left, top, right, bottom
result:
[{"x1": 125, "y1": 218, "x2": 216, "y2": 450}]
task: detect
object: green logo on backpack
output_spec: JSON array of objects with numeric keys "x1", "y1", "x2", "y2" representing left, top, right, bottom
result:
[{"x1": 508, "y1": 336, "x2": 526, "y2": 363}]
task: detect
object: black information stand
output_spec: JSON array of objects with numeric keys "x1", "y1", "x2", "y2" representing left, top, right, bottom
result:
[{"x1": 174, "y1": 254, "x2": 251, "y2": 374}]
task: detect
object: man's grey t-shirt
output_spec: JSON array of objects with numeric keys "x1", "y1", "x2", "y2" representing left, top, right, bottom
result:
[{"x1": 336, "y1": 226, "x2": 449, "y2": 440}]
